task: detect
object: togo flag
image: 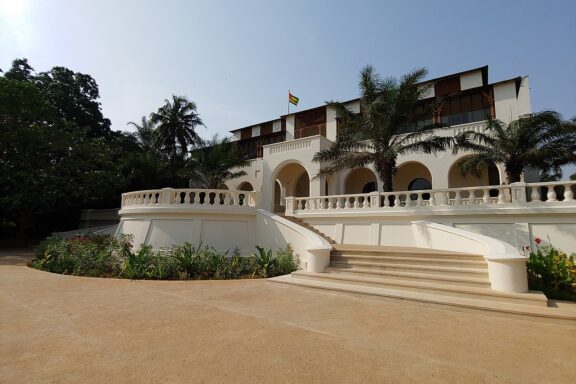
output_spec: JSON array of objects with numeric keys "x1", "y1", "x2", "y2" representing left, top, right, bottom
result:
[{"x1": 288, "y1": 92, "x2": 299, "y2": 106}]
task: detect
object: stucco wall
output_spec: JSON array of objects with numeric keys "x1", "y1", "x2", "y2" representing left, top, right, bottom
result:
[{"x1": 299, "y1": 208, "x2": 576, "y2": 254}]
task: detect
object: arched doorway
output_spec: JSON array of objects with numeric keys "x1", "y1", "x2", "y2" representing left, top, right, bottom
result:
[
  {"x1": 272, "y1": 162, "x2": 310, "y2": 212},
  {"x1": 393, "y1": 162, "x2": 433, "y2": 191},
  {"x1": 345, "y1": 168, "x2": 377, "y2": 194},
  {"x1": 237, "y1": 182, "x2": 254, "y2": 191},
  {"x1": 448, "y1": 156, "x2": 500, "y2": 188}
]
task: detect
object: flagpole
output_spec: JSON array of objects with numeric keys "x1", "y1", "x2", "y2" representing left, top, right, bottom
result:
[{"x1": 288, "y1": 89, "x2": 290, "y2": 114}]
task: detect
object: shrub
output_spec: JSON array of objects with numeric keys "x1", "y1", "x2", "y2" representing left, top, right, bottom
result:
[
  {"x1": 31, "y1": 235, "x2": 300, "y2": 281},
  {"x1": 172, "y1": 242, "x2": 202, "y2": 278},
  {"x1": 273, "y1": 244, "x2": 300, "y2": 276},
  {"x1": 121, "y1": 244, "x2": 155, "y2": 279},
  {"x1": 251, "y1": 246, "x2": 277, "y2": 278},
  {"x1": 32, "y1": 237, "x2": 75, "y2": 274},
  {"x1": 526, "y1": 239, "x2": 576, "y2": 301}
]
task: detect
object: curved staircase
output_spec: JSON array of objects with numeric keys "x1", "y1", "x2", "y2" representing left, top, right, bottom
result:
[{"x1": 271, "y1": 244, "x2": 576, "y2": 322}]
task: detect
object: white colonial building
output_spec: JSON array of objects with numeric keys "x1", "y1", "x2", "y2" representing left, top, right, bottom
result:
[
  {"x1": 225, "y1": 66, "x2": 535, "y2": 211},
  {"x1": 116, "y1": 66, "x2": 576, "y2": 320}
]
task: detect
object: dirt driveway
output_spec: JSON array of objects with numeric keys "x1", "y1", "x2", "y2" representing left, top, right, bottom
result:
[{"x1": 1, "y1": 251, "x2": 574, "y2": 383}]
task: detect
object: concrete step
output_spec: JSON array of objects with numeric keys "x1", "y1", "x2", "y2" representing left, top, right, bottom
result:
[
  {"x1": 325, "y1": 267, "x2": 491, "y2": 288},
  {"x1": 332, "y1": 250, "x2": 485, "y2": 262},
  {"x1": 269, "y1": 275, "x2": 576, "y2": 323},
  {"x1": 332, "y1": 245, "x2": 484, "y2": 261},
  {"x1": 330, "y1": 260, "x2": 489, "y2": 277},
  {"x1": 291, "y1": 270, "x2": 547, "y2": 307},
  {"x1": 331, "y1": 254, "x2": 488, "y2": 269}
]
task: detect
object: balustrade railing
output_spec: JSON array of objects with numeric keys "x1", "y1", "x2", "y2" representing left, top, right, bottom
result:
[
  {"x1": 121, "y1": 189, "x2": 259, "y2": 209},
  {"x1": 525, "y1": 181, "x2": 575, "y2": 203},
  {"x1": 285, "y1": 181, "x2": 576, "y2": 214}
]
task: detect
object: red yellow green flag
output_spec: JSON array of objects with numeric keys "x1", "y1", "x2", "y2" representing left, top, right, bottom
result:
[{"x1": 288, "y1": 92, "x2": 299, "y2": 106}]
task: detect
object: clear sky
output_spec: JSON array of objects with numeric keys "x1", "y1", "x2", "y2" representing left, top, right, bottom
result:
[{"x1": 1, "y1": 0, "x2": 575, "y2": 140}]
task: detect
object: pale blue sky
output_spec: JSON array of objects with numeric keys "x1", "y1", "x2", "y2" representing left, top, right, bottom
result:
[{"x1": 1, "y1": 0, "x2": 575, "y2": 142}]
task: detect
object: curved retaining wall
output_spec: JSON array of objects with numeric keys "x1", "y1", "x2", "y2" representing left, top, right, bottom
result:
[{"x1": 116, "y1": 189, "x2": 332, "y2": 270}]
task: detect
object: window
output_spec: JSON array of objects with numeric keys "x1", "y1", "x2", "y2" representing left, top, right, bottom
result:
[{"x1": 441, "y1": 90, "x2": 491, "y2": 126}]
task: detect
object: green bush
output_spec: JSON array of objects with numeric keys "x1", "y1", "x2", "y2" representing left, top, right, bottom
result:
[
  {"x1": 31, "y1": 235, "x2": 300, "y2": 281},
  {"x1": 526, "y1": 240, "x2": 576, "y2": 301},
  {"x1": 273, "y1": 244, "x2": 300, "y2": 276},
  {"x1": 172, "y1": 242, "x2": 203, "y2": 278}
]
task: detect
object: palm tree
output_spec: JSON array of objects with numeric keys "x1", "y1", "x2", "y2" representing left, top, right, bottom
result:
[
  {"x1": 455, "y1": 111, "x2": 576, "y2": 183},
  {"x1": 186, "y1": 136, "x2": 249, "y2": 189},
  {"x1": 127, "y1": 116, "x2": 156, "y2": 153},
  {"x1": 150, "y1": 95, "x2": 204, "y2": 181},
  {"x1": 314, "y1": 65, "x2": 452, "y2": 192}
]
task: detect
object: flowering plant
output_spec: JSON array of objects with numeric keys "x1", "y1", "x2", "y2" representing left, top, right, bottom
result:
[{"x1": 526, "y1": 238, "x2": 576, "y2": 301}]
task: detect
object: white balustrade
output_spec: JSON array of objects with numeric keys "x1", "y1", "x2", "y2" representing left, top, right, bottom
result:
[
  {"x1": 287, "y1": 181, "x2": 576, "y2": 215},
  {"x1": 526, "y1": 181, "x2": 576, "y2": 203},
  {"x1": 121, "y1": 189, "x2": 260, "y2": 209},
  {"x1": 267, "y1": 137, "x2": 313, "y2": 154}
]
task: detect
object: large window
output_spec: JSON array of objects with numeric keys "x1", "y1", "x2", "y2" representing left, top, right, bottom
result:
[
  {"x1": 295, "y1": 108, "x2": 326, "y2": 139},
  {"x1": 441, "y1": 90, "x2": 491, "y2": 126}
]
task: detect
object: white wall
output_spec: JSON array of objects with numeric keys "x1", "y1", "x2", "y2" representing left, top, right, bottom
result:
[
  {"x1": 460, "y1": 70, "x2": 483, "y2": 90},
  {"x1": 494, "y1": 81, "x2": 520, "y2": 124},
  {"x1": 299, "y1": 207, "x2": 576, "y2": 254},
  {"x1": 517, "y1": 76, "x2": 532, "y2": 117},
  {"x1": 117, "y1": 212, "x2": 257, "y2": 255}
]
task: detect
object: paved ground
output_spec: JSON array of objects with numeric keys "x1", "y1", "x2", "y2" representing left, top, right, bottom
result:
[{"x1": 1, "y1": 251, "x2": 575, "y2": 384}]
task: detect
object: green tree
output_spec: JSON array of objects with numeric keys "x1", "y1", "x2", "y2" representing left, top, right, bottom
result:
[
  {"x1": 127, "y1": 116, "x2": 157, "y2": 153},
  {"x1": 0, "y1": 62, "x2": 127, "y2": 237},
  {"x1": 456, "y1": 111, "x2": 576, "y2": 183},
  {"x1": 4, "y1": 58, "x2": 35, "y2": 82},
  {"x1": 186, "y1": 136, "x2": 249, "y2": 189},
  {"x1": 3, "y1": 58, "x2": 112, "y2": 137},
  {"x1": 150, "y1": 95, "x2": 204, "y2": 184},
  {"x1": 314, "y1": 65, "x2": 451, "y2": 191},
  {"x1": 35, "y1": 66, "x2": 112, "y2": 137}
]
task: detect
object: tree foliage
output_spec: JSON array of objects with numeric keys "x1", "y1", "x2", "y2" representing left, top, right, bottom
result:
[
  {"x1": 150, "y1": 95, "x2": 203, "y2": 162},
  {"x1": 455, "y1": 111, "x2": 576, "y2": 183},
  {"x1": 0, "y1": 58, "x2": 143, "y2": 238},
  {"x1": 314, "y1": 65, "x2": 452, "y2": 191},
  {"x1": 186, "y1": 136, "x2": 249, "y2": 189}
]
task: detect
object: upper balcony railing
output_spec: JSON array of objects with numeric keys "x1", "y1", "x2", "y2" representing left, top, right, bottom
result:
[
  {"x1": 121, "y1": 189, "x2": 260, "y2": 210},
  {"x1": 284, "y1": 180, "x2": 576, "y2": 215},
  {"x1": 294, "y1": 123, "x2": 326, "y2": 139}
]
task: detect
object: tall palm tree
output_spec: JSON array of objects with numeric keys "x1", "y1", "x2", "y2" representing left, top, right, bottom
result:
[
  {"x1": 150, "y1": 95, "x2": 204, "y2": 181},
  {"x1": 455, "y1": 111, "x2": 576, "y2": 183},
  {"x1": 127, "y1": 116, "x2": 156, "y2": 153},
  {"x1": 314, "y1": 65, "x2": 452, "y2": 192},
  {"x1": 186, "y1": 136, "x2": 249, "y2": 189}
]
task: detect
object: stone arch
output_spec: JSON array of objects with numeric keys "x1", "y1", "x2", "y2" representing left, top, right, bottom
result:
[
  {"x1": 237, "y1": 182, "x2": 254, "y2": 191},
  {"x1": 344, "y1": 168, "x2": 377, "y2": 194},
  {"x1": 271, "y1": 161, "x2": 311, "y2": 212},
  {"x1": 448, "y1": 155, "x2": 500, "y2": 188},
  {"x1": 393, "y1": 161, "x2": 433, "y2": 191}
]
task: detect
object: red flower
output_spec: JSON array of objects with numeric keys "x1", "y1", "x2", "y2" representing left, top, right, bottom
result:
[{"x1": 534, "y1": 237, "x2": 542, "y2": 245}]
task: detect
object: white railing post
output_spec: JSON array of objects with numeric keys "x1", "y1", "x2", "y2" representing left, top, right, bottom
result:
[
  {"x1": 564, "y1": 183, "x2": 574, "y2": 201},
  {"x1": 510, "y1": 182, "x2": 527, "y2": 205},
  {"x1": 161, "y1": 188, "x2": 174, "y2": 205},
  {"x1": 370, "y1": 192, "x2": 380, "y2": 208},
  {"x1": 285, "y1": 197, "x2": 295, "y2": 216}
]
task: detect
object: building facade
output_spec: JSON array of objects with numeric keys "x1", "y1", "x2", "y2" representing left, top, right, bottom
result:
[{"x1": 224, "y1": 66, "x2": 534, "y2": 212}]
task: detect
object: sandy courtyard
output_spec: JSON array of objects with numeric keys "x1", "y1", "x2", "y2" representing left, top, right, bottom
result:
[{"x1": 1, "y1": 251, "x2": 574, "y2": 383}]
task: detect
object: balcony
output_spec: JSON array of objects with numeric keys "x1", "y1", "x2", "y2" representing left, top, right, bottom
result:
[
  {"x1": 236, "y1": 131, "x2": 286, "y2": 160},
  {"x1": 294, "y1": 123, "x2": 326, "y2": 139}
]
